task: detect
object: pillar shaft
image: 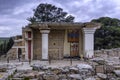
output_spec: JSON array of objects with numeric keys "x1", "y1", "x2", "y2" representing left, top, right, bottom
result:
[
  {"x1": 40, "y1": 29, "x2": 50, "y2": 60},
  {"x1": 83, "y1": 28, "x2": 96, "y2": 58}
]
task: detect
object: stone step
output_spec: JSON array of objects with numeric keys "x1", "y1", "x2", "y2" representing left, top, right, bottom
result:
[
  {"x1": 113, "y1": 66, "x2": 120, "y2": 70},
  {"x1": 113, "y1": 70, "x2": 120, "y2": 77},
  {"x1": 16, "y1": 63, "x2": 32, "y2": 72}
]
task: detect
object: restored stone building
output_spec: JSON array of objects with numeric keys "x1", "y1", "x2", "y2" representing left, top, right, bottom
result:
[{"x1": 10, "y1": 22, "x2": 100, "y2": 60}]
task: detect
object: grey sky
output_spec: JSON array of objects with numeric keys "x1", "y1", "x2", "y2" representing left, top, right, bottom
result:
[{"x1": 0, "y1": 0, "x2": 120, "y2": 37}]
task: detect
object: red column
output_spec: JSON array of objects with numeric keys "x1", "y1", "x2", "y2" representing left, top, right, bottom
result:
[{"x1": 28, "y1": 32, "x2": 31, "y2": 60}]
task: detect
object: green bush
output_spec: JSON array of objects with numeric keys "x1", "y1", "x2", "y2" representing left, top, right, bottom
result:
[{"x1": 24, "y1": 77, "x2": 30, "y2": 80}]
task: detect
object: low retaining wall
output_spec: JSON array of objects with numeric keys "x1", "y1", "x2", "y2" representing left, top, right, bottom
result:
[{"x1": 94, "y1": 48, "x2": 120, "y2": 58}]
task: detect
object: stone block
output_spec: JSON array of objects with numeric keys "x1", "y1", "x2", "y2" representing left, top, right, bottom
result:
[
  {"x1": 52, "y1": 68, "x2": 62, "y2": 74},
  {"x1": 95, "y1": 65, "x2": 105, "y2": 73},
  {"x1": 43, "y1": 74, "x2": 59, "y2": 80},
  {"x1": 68, "y1": 74, "x2": 82, "y2": 80},
  {"x1": 97, "y1": 73, "x2": 107, "y2": 79}
]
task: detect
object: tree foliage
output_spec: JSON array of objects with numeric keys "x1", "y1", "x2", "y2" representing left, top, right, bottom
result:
[
  {"x1": 92, "y1": 17, "x2": 120, "y2": 50},
  {"x1": 0, "y1": 37, "x2": 14, "y2": 56},
  {"x1": 7, "y1": 37, "x2": 14, "y2": 52},
  {"x1": 28, "y1": 3, "x2": 75, "y2": 23}
]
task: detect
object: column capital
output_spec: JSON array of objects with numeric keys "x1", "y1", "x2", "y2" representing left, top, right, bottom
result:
[
  {"x1": 82, "y1": 28, "x2": 96, "y2": 34},
  {"x1": 40, "y1": 28, "x2": 50, "y2": 34}
]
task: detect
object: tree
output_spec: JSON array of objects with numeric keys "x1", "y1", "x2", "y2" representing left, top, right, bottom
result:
[
  {"x1": 0, "y1": 40, "x2": 7, "y2": 55},
  {"x1": 3, "y1": 41, "x2": 7, "y2": 54},
  {"x1": 91, "y1": 17, "x2": 120, "y2": 50},
  {"x1": 7, "y1": 37, "x2": 14, "y2": 53},
  {"x1": 28, "y1": 3, "x2": 75, "y2": 23},
  {"x1": 0, "y1": 44, "x2": 3, "y2": 56},
  {"x1": 0, "y1": 37, "x2": 14, "y2": 56}
]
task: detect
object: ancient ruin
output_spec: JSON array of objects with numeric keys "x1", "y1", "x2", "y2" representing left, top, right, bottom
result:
[
  {"x1": 3, "y1": 22, "x2": 120, "y2": 80},
  {"x1": 8, "y1": 22, "x2": 100, "y2": 61}
]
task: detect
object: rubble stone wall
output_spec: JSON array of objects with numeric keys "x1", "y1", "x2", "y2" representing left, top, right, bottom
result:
[
  {"x1": 33, "y1": 29, "x2": 42, "y2": 60},
  {"x1": 94, "y1": 48, "x2": 120, "y2": 58},
  {"x1": 49, "y1": 30, "x2": 65, "y2": 60}
]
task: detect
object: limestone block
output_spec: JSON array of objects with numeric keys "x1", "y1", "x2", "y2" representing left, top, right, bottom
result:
[
  {"x1": 43, "y1": 74, "x2": 59, "y2": 80},
  {"x1": 68, "y1": 74, "x2": 82, "y2": 80},
  {"x1": 95, "y1": 65, "x2": 105, "y2": 73},
  {"x1": 97, "y1": 73, "x2": 107, "y2": 79}
]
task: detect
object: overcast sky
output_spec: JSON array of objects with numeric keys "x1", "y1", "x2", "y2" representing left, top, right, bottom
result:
[{"x1": 0, "y1": 0, "x2": 120, "y2": 37}]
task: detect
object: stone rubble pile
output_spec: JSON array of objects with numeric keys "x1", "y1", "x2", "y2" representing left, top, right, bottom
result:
[
  {"x1": 1, "y1": 48, "x2": 120, "y2": 80},
  {"x1": 0, "y1": 59, "x2": 120, "y2": 80},
  {"x1": 0, "y1": 63, "x2": 22, "y2": 80},
  {"x1": 94, "y1": 48, "x2": 120, "y2": 58},
  {"x1": 12, "y1": 63, "x2": 95, "y2": 80}
]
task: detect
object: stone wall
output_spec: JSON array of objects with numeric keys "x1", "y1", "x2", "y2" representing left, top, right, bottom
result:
[
  {"x1": 33, "y1": 29, "x2": 42, "y2": 60},
  {"x1": 94, "y1": 48, "x2": 120, "y2": 58},
  {"x1": 49, "y1": 30, "x2": 65, "y2": 60}
]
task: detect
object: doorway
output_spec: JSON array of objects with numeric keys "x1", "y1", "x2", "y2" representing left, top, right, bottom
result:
[
  {"x1": 18, "y1": 48, "x2": 22, "y2": 59},
  {"x1": 67, "y1": 29, "x2": 79, "y2": 57},
  {"x1": 70, "y1": 43, "x2": 79, "y2": 57}
]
